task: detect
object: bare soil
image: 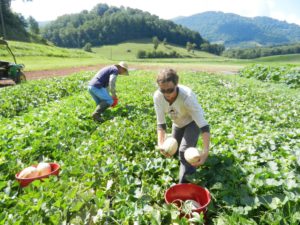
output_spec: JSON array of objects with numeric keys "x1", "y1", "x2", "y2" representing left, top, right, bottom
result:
[{"x1": 0, "y1": 63, "x2": 239, "y2": 87}]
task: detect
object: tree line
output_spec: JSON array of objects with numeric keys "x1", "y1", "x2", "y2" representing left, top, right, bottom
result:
[
  {"x1": 135, "y1": 36, "x2": 225, "y2": 59},
  {"x1": 42, "y1": 4, "x2": 206, "y2": 49},
  {"x1": 222, "y1": 43, "x2": 300, "y2": 59},
  {"x1": 0, "y1": 0, "x2": 48, "y2": 43},
  {"x1": 0, "y1": 0, "x2": 29, "y2": 41},
  {"x1": 1, "y1": 2, "x2": 224, "y2": 56}
]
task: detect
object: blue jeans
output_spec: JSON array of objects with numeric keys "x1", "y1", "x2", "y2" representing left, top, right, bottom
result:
[{"x1": 88, "y1": 85, "x2": 113, "y2": 105}]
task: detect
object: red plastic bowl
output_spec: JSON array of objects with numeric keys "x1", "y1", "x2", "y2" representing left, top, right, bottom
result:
[
  {"x1": 15, "y1": 163, "x2": 60, "y2": 187},
  {"x1": 165, "y1": 183, "x2": 211, "y2": 218}
]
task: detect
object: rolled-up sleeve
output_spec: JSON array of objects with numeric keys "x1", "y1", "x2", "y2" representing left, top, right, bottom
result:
[
  {"x1": 185, "y1": 94, "x2": 208, "y2": 129},
  {"x1": 109, "y1": 74, "x2": 117, "y2": 96},
  {"x1": 153, "y1": 93, "x2": 166, "y2": 127}
]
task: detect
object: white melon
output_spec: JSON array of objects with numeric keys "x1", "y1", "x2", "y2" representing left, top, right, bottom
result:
[
  {"x1": 184, "y1": 147, "x2": 202, "y2": 164},
  {"x1": 18, "y1": 166, "x2": 39, "y2": 178},
  {"x1": 37, "y1": 162, "x2": 52, "y2": 176},
  {"x1": 161, "y1": 137, "x2": 178, "y2": 156}
]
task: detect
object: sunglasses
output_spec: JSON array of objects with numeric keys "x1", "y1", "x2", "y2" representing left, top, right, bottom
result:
[{"x1": 159, "y1": 87, "x2": 176, "y2": 94}]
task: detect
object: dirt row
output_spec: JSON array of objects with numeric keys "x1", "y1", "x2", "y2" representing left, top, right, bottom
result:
[
  {"x1": 1, "y1": 63, "x2": 239, "y2": 87},
  {"x1": 24, "y1": 63, "x2": 239, "y2": 79}
]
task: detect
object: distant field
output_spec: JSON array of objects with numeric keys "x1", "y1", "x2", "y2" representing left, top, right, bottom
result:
[
  {"x1": 92, "y1": 39, "x2": 223, "y2": 61},
  {"x1": 0, "y1": 41, "x2": 94, "y2": 58},
  {"x1": 1, "y1": 40, "x2": 299, "y2": 72},
  {"x1": 8, "y1": 56, "x2": 111, "y2": 71},
  {"x1": 0, "y1": 41, "x2": 106, "y2": 71},
  {"x1": 254, "y1": 54, "x2": 300, "y2": 64}
]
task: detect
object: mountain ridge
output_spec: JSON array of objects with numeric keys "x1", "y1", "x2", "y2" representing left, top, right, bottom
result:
[{"x1": 173, "y1": 11, "x2": 300, "y2": 48}]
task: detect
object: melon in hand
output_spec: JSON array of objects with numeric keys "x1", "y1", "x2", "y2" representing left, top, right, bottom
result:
[
  {"x1": 184, "y1": 147, "x2": 202, "y2": 164},
  {"x1": 161, "y1": 137, "x2": 178, "y2": 156}
]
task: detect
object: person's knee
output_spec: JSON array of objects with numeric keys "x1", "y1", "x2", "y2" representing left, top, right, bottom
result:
[{"x1": 99, "y1": 101, "x2": 111, "y2": 108}]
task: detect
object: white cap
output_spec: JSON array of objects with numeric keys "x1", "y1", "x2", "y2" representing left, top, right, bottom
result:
[
  {"x1": 118, "y1": 61, "x2": 129, "y2": 75},
  {"x1": 118, "y1": 61, "x2": 128, "y2": 70}
]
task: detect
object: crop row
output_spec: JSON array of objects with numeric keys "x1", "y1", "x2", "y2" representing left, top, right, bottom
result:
[
  {"x1": 1, "y1": 71, "x2": 299, "y2": 224},
  {"x1": 0, "y1": 72, "x2": 92, "y2": 118},
  {"x1": 238, "y1": 64, "x2": 300, "y2": 88}
]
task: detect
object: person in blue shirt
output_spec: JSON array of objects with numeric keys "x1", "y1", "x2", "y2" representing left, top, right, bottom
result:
[{"x1": 88, "y1": 61, "x2": 129, "y2": 122}]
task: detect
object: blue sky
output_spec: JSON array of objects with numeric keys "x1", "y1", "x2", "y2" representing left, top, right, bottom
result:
[{"x1": 11, "y1": 0, "x2": 300, "y2": 25}]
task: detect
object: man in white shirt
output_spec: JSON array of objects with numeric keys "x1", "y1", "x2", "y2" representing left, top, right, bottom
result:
[{"x1": 153, "y1": 68, "x2": 210, "y2": 183}]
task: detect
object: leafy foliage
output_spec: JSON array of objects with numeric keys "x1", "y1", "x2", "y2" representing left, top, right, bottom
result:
[
  {"x1": 152, "y1": 36, "x2": 160, "y2": 50},
  {"x1": 0, "y1": 70, "x2": 299, "y2": 224},
  {"x1": 82, "y1": 43, "x2": 92, "y2": 52},
  {"x1": 200, "y1": 42, "x2": 225, "y2": 55},
  {"x1": 28, "y1": 16, "x2": 39, "y2": 34},
  {"x1": 0, "y1": 72, "x2": 92, "y2": 118},
  {"x1": 223, "y1": 43, "x2": 300, "y2": 59},
  {"x1": 137, "y1": 50, "x2": 181, "y2": 59},
  {"x1": 0, "y1": 0, "x2": 30, "y2": 41},
  {"x1": 238, "y1": 64, "x2": 300, "y2": 88}
]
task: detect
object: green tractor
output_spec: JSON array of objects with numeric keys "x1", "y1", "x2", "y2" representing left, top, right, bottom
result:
[{"x1": 0, "y1": 38, "x2": 26, "y2": 84}]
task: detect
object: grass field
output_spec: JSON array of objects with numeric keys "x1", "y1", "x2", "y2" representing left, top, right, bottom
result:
[
  {"x1": 253, "y1": 54, "x2": 300, "y2": 64},
  {"x1": 2, "y1": 39, "x2": 299, "y2": 73}
]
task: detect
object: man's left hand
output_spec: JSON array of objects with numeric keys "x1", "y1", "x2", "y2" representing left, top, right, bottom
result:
[{"x1": 191, "y1": 150, "x2": 209, "y2": 167}]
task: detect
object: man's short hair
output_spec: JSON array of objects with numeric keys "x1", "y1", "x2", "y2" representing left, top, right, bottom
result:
[{"x1": 156, "y1": 68, "x2": 179, "y2": 85}]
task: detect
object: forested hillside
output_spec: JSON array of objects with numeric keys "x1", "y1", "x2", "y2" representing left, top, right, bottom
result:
[
  {"x1": 0, "y1": 0, "x2": 29, "y2": 41},
  {"x1": 173, "y1": 11, "x2": 300, "y2": 47},
  {"x1": 42, "y1": 4, "x2": 205, "y2": 48}
]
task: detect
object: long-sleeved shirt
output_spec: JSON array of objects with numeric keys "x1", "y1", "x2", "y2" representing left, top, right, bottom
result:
[
  {"x1": 153, "y1": 84, "x2": 208, "y2": 129},
  {"x1": 89, "y1": 65, "x2": 118, "y2": 96}
]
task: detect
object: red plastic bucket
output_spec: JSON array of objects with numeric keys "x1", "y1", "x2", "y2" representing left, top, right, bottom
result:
[
  {"x1": 165, "y1": 183, "x2": 211, "y2": 219},
  {"x1": 15, "y1": 163, "x2": 60, "y2": 187}
]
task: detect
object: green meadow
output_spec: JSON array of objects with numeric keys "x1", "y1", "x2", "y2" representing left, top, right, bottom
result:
[{"x1": 2, "y1": 39, "x2": 299, "y2": 73}]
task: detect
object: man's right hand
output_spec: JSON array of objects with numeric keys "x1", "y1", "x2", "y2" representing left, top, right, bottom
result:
[
  {"x1": 156, "y1": 145, "x2": 171, "y2": 158},
  {"x1": 111, "y1": 96, "x2": 118, "y2": 107}
]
